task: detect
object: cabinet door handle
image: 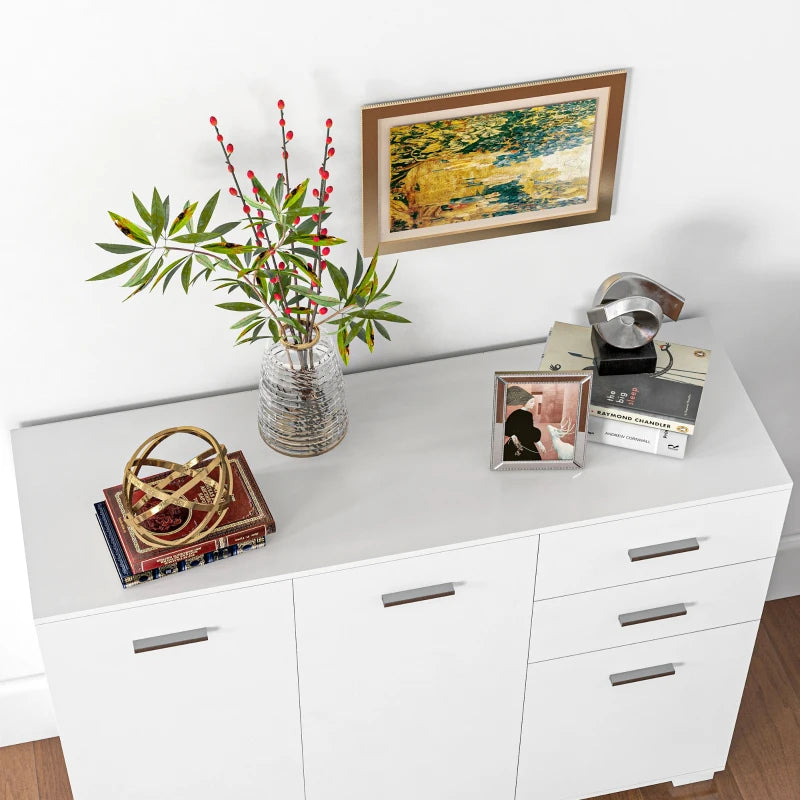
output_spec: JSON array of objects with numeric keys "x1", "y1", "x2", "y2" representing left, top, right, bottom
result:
[
  {"x1": 132, "y1": 627, "x2": 208, "y2": 654},
  {"x1": 610, "y1": 663, "x2": 676, "y2": 687},
  {"x1": 382, "y1": 583, "x2": 455, "y2": 608},
  {"x1": 618, "y1": 603, "x2": 687, "y2": 627},
  {"x1": 628, "y1": 537, "x2": 699, "y2": 562}
]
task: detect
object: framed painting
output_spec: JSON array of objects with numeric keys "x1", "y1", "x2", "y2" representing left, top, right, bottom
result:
[
  {"x1": 491, "y1": 371, "x2": 593, "y2": 470},
  {"x1": 362, "y1": 70, "x2": 626, "y2": 254}
]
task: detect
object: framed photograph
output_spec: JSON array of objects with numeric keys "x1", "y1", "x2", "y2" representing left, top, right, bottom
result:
[
  {"x1": 362, "y1": 70, "x2": 626, "y2": 254},
  {"x1": 491, "y1": 371, "x2": 593, "y2": 471}
]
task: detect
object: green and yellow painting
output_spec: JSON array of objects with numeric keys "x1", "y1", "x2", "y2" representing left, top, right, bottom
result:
[{"x1": 388, "y1": 98, "x2": 598, "y2": 232}]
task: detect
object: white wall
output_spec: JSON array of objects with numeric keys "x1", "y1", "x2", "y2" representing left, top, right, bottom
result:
[{"x1": 2, "y1": 0, "x2": 798, "y2": 741}]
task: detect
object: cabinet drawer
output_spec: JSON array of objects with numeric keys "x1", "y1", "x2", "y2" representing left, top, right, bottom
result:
[
  {"x1": 294, "y1": 536, "x2": 538, "y2": 800},
  {"x1": 517, "y1": 621, "x2": 759, "y2": 800},
  {"x1": 530, "y1": 557, "x2": 772, "y2": 662},
  {"x1": 535, "y1": 492, "x2": 786, "y2": 599},
  {"x1": 37, "y1": 582, "x2": 304, "y2": 800}
]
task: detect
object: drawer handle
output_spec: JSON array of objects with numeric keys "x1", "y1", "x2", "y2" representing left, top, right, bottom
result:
[
  {"x1": 618, "y1": 603, "x2": 688, "y2": 627},
  {"x1": 610, "y1": 663, "x2": 676, "y2": 687},
  {"x1": 628, "y1": 537, "x2": 699, "y2": 562},
  {"x1": 382, "y1": 583, "x2": 455, "y2": 608},
  {"x1": 132, "y1": 627, "x2": 208, "y2": 654}
]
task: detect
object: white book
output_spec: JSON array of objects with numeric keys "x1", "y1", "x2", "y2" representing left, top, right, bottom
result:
[{"x1": 587, "y1": 416, "x2": 688, "y2": 458}]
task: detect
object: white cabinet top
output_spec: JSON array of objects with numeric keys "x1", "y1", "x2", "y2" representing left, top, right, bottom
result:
[{"x1": 12, "y1": 318, "x2": 791, "y2": 623}]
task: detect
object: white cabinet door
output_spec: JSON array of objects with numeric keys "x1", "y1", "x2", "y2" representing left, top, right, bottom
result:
[
  {"x1": 294, "y1": 537, "x2": 539, "y2": 800},
  {"x1": 517, "y1": 621, "x2": 760, "y2": 800},
  {"x1": 37, "y1": 582, "x2": 304, "y2": 800}
]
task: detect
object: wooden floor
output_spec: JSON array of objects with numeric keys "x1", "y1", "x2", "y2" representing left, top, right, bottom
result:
[{"x1": 2, "y1": 596, "x2": 799, "y2": 800}]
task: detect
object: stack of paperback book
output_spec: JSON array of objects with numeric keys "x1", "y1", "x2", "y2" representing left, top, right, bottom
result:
[
  {"x1": 95, "y1": 450, "x2": 275, "y2": 587},
  {"x1": 540, "y1": 322, "x2": 711, "y2": 459}
]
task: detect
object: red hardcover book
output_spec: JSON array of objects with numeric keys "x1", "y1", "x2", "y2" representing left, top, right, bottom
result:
[{"x1": 102, "y1": 451, "x2": 275, "y2": 574}]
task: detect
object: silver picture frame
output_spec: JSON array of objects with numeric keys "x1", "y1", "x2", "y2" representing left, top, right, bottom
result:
[{"x1": 491, "y1": 371, "x2": 593, "y2": 470}]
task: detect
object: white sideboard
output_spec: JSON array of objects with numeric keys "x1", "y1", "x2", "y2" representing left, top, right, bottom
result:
[{"x1": 12, "y1": 318, "x2": 792, "y2": 800}]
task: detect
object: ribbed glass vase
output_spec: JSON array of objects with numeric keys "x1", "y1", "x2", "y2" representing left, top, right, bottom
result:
[{"x1": 258, "y1": 328, "x2": 348, "y2": 457}]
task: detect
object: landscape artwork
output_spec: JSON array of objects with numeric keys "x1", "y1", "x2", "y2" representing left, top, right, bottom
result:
[
  {"x1": 362, "y1": 71, "x2": 626, "y2": 254},
  {"x1": 388, "y1": 99, "x2": 598, "y2": 234}
]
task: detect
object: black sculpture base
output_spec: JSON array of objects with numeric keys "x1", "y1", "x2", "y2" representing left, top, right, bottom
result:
[{"x1": 591, "y1": 329, "x2": 657, "y2": 376}]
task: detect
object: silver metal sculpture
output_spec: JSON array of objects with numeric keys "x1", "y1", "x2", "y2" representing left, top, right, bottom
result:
[{"x1": 587, "y1": 273, "x2": 684, "y2": 349}]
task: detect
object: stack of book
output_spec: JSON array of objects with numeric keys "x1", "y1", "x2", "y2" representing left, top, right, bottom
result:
[
  {"x1": 95, "y1": 450, "x2": 275, "y2": 587},
  {"x1": 540, "y1": 322, "x2": 711, "y2": 459}
]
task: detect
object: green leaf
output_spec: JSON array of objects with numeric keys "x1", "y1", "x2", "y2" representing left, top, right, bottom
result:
[
  {"x1": 170, "y1": 231, "x2": 220, "y2": 244},
  {"x1": 205, "y1": 241, "x2": 251, "y2": 255},
  {"x1": 169, "y1": 201, "x2": 198, "y2": 236},
  {"x1": 209, "y1": 221, "x2": 240, "y2": 237},
  {"x1": 364, "y1": 320, "x2": 375, "y2": 352},
  {"x1": 162, "y1": 195, "x2": 170, "y2": 237},
  {"x1": 150, "y1": 188, "x2": 165, "y2": 241},
  {"x1": 95, "y1": 242, "x2": 145, "y2": 254},
  {"x1": 195, "y1": 253, "x2": 215, "y2": 270},
  {"x1": 327, "y1": 263, "x2": 348, "y2": 299},
  {"x1": 125, "y1": 258, "x2": 161, "y2": 298},
  {"x1": 352, "y1": 309, "x2": 411, "y2": 323},
  {"x1": 132, "y1": 192, "x2": 152, "y2": 226},
  {"x1": 122, "y1": 258, "x2": 151, "y2": 287},
  {"x1": 108, "y1": 212, "x2": 151, "y2": 245},
  {"x1": 197, "y1": 190, "x2": 220, "y2": 233},
  {"x1": 337, "y1": 327, "x2": 350, "y2": 364},
  {"x1": 290, "y1": 285, "x2": 339, "y2": 305},
  {"x1": 151, "y1": 255, "x2": 188, "y2": 291},
  {"x1": 379, "y1": 300, "x2": 402, "y2": 310},
  {"x1": 180, "y1": 260, "x2": 192, "y2": 293},
  {"x1": 216, "y1": 301, "x2": 262, "y2": 312},
  {"x1": 377, "y1": 261, "x2": 398, "y2": 296},
  {"x1": 277, "y1": 251, "x2": 317, "y2": 284},
  {"x1": 374, "y1": 321, "x2": 391, "y2": 340},
  {"x1": 283, "y1": 178, "x2": 309, "y2": 210},
  {"x1": 268, "y1": 318, "x2": 281, "y2": 342},
  {"x1": 87, "y1": 252, "x2": 148, "y2": 281},
  {"x1": 231, "y1": 311, "x2": 263, "y2": 329}
]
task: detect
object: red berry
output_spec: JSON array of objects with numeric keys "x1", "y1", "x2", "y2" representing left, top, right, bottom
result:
[
  {"x1": 313, "y1": 235, "x2": 320, "y2": 242},
  {"x1": 270, "y1": 276, "x2": 278, "y2": 284},
  {"x1": 276, "y1": 172, "x2": 283, "y2": 180},
  {"x1": 312, "y1": 214, "x2": 319, "y2": 222},
  {"x1": 227, "y1": 164, "x2": 234, "y2": 172},
  {"x1": 226, "y1": 143, "x2": 234, "y2": 154},
  {"x1": 274, "y1": 293, "x2": 282, "y2": 301},
  {"x1": 282, "y1": 150, "x2": 288, "y2": 159},
  {"x1": 293, "y1": 216, "x2": 300, "y2": 225},
  {"x1": 247, "y1": 169, "x2": 255, "y2": 179},
  {"x1": 255, "y1": 231, "x2": 262, "y2": 240},
  {"x1": 307, "y1": 262, "x2": 313, "y2": 268},
  {"x1": 257, "y1": 209, "x2": 264, "y2": 218},
  {"x1": 326, "y1": 118, "x2": 333, "y2": 128},
  {"x1": 326, "y1": 186, "x2": 333, "y2": 194},
  {"x1": 279, "y1": 118, "x2": 286, "y2": 127},
  {"x1": 277, "y1": 99, "x2": 285, "y2": 110},
  {"x1": 286, "y1": 130, "x2": 293, "y2": 141},
  {"x1": 322, "y1": 246, "x2": 330, "y2": 255},
  {"x1": 310, "y1": 299, "x2": 317, "y2": 306},
  {"x1": 326, "y1": 136, "x2": 332, "y2": 144},
  {"x1": 328, "y1": 147, "x2": 335, "y2": 157},
  {"x1": 324, "y1": 170, "x2": 330, "y2": 180},
  {"x1": 209, "y1": 116, "x2": 218, "y2": 125},
  {"x1": 229, "y1": 187, "x2": 238, "y2": 196},
  {"x1": 320, "y1": 228, "x2": 328, "y2": 235},
  {"x1": 319, "y1": 167, "x2": 326, "y2": 177},
  {"x1": 312, "y1": 188, "x2": 320, "y2": 197},
  {"x1": 320, "y1": 260, "x2": 327, "y2": 270},
  {"x1": 242, "y1": 205, "x2": 251, "y2": 214},
  {"x1": 217, "y1": 134, "x2": 224, "y2": 142},
  {"x1": 319, "y1": 307, "x2": 328, "y2": 315},
  {"x1": 278, "y1": 262, "x2": 285, "y2": 269}
]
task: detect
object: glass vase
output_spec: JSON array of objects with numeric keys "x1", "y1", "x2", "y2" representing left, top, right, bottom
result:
[{"x1": 258, "y1": 327, "x2": 348, "y2": 457}]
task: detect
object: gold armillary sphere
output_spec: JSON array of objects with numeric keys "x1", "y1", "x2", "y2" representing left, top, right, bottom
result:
[{"x1": 121, "y1": 426, "x2": 233, "y2": 549}]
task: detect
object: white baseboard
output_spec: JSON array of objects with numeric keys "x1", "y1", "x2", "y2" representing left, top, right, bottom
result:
[
  {"x1": 0, "y1": 673, "x2": 57, "y2": 748},
  {"x1": 768, "y1": 532, "x2": 800, "y2": 601}
]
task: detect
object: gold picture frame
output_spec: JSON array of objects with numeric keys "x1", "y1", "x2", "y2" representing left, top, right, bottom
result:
[{"x1": 362, "y1": 70, "x2": 627, "y2": 255}]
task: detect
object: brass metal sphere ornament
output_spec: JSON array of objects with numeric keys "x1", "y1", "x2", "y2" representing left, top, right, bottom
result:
[{"x1": 121, "y1": 426, "x2": 233, "y2": 549}]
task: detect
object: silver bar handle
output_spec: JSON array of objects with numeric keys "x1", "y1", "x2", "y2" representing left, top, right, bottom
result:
[
  {"x1": 610, "y1": 663, "x2": 676, "y2": 687},
  {"x1": 133, "y1": 627, "x2": 208, "y2": 654},
  {"x1": 628, "y1": 537, "x2": 699, "y2": 562},
  {"x1": 382, "y1": 582, "x2": 455, "y2": 608},
  {"x1": 619, "y1": 603, "x2": 687, "y2": 627}
]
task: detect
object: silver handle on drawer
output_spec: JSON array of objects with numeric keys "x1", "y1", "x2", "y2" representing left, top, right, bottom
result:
[
  {"x1": 628, "y1": 537, "x2": 699, "y2": 562},
  {"x1": 610, "y1": 663, "x2": 676, "y2": 687},
  {"x1": 132, "y1": 627, "x2": 208, "y2": 654},
  {"x1": 618, "y1": 603, "x2": 687, "y2": 627},
  {"x1": 382, "y1": 583, "x2": 455, "y2": 608}
]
